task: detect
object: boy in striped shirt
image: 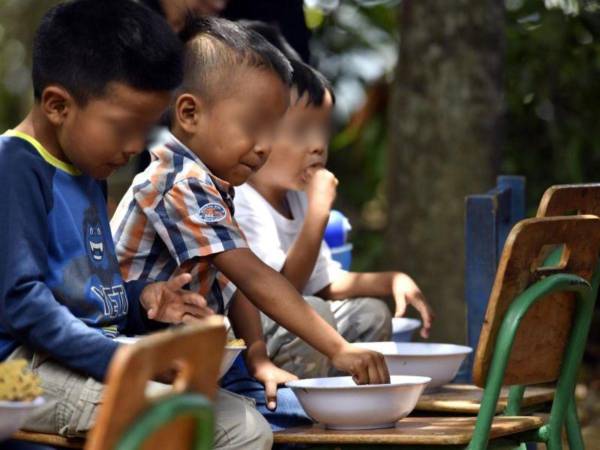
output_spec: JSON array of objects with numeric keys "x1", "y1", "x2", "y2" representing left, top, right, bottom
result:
[{"x1": 111, "y1": 17, "x2": 389, "y2": 415}]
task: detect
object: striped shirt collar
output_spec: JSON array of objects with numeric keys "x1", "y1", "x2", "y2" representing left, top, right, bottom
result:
[{"x1": 151, "y1": 128, "x2": 236, "y2": 211}]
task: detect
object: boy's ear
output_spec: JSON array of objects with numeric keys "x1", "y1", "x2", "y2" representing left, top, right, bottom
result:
[
  {"x1": 40, "y1": 86, "x2": 74, "y2": 126},
  {"x1": 175, "y1": 93, "x2": 203, "y2": 134}
]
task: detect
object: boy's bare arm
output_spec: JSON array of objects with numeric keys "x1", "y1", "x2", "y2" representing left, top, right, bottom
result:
[
  {"x1": 228, "y1": 291, "x2": 297, "y2": 409},
  {"x1": 213, "y1": 248, "x2": 390, "y2": 384},
  {"x1": 318, "y1": 272, "x2": 434, "y2": 338},
  {"x1": 281, "y1": 168, "x2": 338, "y2": 291}
]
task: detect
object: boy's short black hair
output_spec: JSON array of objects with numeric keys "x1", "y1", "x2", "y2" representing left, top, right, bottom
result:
[
  {"x1": 32, "y1": 0, "x2": 183, "y2": 104},
  {"x1": 138, "y1": 0, "x2": 165, "y2": 16},
  {"x1": 239, "y1": 20, "x2": 335, "y2": 107},
  {"x1": 178, "y1": 17, "x2": 292, "y2": 102},
  {"x1": 289, "y1": 59, "x2": 336, "y2": 107}
]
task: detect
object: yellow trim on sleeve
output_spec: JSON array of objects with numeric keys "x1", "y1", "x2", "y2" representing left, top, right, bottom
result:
[{"x1": 3, "y1": 129, "x2": 81, "y2": 175}]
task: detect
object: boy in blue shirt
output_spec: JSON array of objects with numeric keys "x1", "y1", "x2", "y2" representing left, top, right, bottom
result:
[{"x1": 0, "y1": 2, "x2": 273, "y2": 447}]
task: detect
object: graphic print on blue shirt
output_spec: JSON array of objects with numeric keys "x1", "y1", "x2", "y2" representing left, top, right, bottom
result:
[{"x1": 45, "y1": 170, "x2": 129, "y2": 335}]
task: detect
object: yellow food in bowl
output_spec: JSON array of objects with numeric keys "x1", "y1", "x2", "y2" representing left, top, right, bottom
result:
[
  {"x1": 0, "y1": 360, "x2": 43, "y2": 402},
  {"x1": 227, "y1": 339, "x2": 246, "y2": 348}
]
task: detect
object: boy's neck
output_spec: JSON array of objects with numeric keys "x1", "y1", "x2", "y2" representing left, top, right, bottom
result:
[
  {"x1": 170, "y1": 126, "x2": 209, "y2": 166},
  {"x1": 14, "y1": 108, "x2": 69, "y2": 163},
  {"x1": 248, "y1": 178, "x2": 293, "y2": 219}
]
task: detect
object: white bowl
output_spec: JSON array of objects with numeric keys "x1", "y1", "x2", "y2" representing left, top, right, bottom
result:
[
  {"x1": 0, "y1": 396, "x2": 45, "y2": 440},
  {"x1": 286, "y1": 375, "x2": 430, "y2": 430},
  {"x1": 392, "y1": 318, "x2": 421, "y2": 342},
  {"x1": 353, "y1": 342, "x2": 472, "y2": 390},
  {"x1": 114, "y1": 336, "x2": 245, "y2": 378}
]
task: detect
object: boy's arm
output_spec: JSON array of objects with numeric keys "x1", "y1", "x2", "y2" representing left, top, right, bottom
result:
[
  {"x1": 228, "y1": 290, "x2": 297, "y2": 410},
  {"x1": 280, "y1": 169, "x2": 337, "y2": 291},
  {"x1": 318, "y1": 272, "x2": 434, "y2": 338},
  {"x1": 213, "y1": 248, "x2": 389, "y2": 384},
  {"x1": 0, "y1": 162, "x2": 117, "y2": 381}
]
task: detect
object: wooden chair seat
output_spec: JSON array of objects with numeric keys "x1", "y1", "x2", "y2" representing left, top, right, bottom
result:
[
  {"x1": 273, "y1": 416, "x2": 544, "y2": 446},
  {"x1": 12, "y1": 431, "x2": 84, "y2": 448},
  {"x1": 415, "y1": 384, "x2": 554, "y2": 414}
]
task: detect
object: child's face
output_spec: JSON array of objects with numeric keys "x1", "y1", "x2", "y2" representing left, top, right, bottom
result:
[
  {"x1": 177, "y1": 67, "x2": 289, "y2": 186},
  {"x1": 51, "y1": 82, "x2": 171, "y2": 179},
  {"x1": 251, "y1": 89, "x2": 333, "y2": 191}
]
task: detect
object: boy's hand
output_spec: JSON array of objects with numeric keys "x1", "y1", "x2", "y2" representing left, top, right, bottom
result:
[
  {"x1": 392, "y1": 273, "x2": 434, "y2": 338},
  {"x1": 331, "y1": 345, "x2": 390, "y2": 385},
  {"x1": 306, "y1": 168, "x2": 338, "y2": 217},
  {"x1": 140, "y1": 273, "x2": 214, "y2": 324},
  {"x1": 250, "y1": 360, "x2": 298, "y2": 411}
]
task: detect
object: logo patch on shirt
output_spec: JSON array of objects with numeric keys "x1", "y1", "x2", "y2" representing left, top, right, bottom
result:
[
  {"x1": 197, "y1": 202, "x2": 227, "y2": 223},
  {"x1": 84, "y1": 208, "x2": 105, "y2": 263}
]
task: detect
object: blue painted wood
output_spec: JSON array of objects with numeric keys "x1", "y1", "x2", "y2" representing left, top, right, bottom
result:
[{"x1": 459, "y1": 176, "x2": 526, "y2": 382}]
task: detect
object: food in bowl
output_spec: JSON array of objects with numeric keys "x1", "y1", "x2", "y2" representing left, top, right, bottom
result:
[
  {"x1": 0, "y1": 360, "x2": 45, "y2": 440},
  {"x1": 287, "y1": 375, "x2": 430, "y2": 430},
  {"x1": 353, "y1": 342, "x2": 472, "y2": 390},
  {"x1": 0, "y1": 359, "x2": 43, "y2": 401},
  {"x1": 226, "y1": 338, "x2": 246, "y2": 348}
]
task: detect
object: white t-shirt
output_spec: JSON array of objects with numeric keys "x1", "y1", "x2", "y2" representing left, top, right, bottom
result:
[{"x1": 234, "y1": 184, "x2": 345, "y2": 295}]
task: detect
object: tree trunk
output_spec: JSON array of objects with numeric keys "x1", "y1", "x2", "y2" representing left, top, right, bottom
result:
[{"x1": 387, "y1": 0, "x2": 504, "y2": 343}]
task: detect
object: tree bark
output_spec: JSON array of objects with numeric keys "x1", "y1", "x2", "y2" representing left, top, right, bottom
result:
[{"x1": 387, "y1": 0, "x2": 504, "y2": 343}]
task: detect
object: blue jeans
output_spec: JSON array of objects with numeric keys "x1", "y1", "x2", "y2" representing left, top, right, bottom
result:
[{"x1": 220, "y1": 356, "x2": 312, "y2": 431}]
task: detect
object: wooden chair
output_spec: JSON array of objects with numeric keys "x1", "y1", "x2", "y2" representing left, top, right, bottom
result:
[
  {"x1": 12, "y1": 315, "x2": 226, "y2": 450},
  {"x1": 537, "y1": 183, "x2": 600, "y2": 218},
  {"x1": 274, "y1": 216, "x2": 600, "y2": 450},
  {"x1": 534, "y1": 183, "x2": 600, "y2": 449}
]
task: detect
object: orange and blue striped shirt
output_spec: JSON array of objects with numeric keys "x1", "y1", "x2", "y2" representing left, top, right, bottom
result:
[{"x1": 111, "y1": 130, "x2": 243, "y2": 313}]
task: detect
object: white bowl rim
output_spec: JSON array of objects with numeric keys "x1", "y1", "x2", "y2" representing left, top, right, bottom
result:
[
  {"x1": 392, "y1": 318, "x2": 422, "y2": 331},
  {"x1": 353, "y1": 342, "x2": 473, "y2": 356},
  {"x1": 286, "y1": 375, "x2": 431, "y2": 390},
  {"x1": 0, "y1": 396, "x2": 45, "y2": 408}
]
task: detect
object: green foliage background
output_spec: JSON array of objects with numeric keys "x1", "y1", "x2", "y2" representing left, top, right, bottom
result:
[
  {"x1": 0, "y1": 0, "x2": 599, "y2": 269},
  {"x1": 306, "y1": 0, "x2": 600, "y2": 269}
]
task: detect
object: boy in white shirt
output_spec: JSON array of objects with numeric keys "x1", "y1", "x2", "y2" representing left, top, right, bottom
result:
[{"x1": 234, "y1": 25, "x2": 434, "y2": 378}]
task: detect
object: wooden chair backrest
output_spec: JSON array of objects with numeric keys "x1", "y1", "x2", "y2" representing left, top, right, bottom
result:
[
  {"x1": 85, "y1": 316, "x2": 226, "y2": 450},
  {"x1": 537, "y1": 183, "x2": 600, "y2": 217},
  {"x1": 472, "y1": 216, "x2": 600, "y2": 387}
]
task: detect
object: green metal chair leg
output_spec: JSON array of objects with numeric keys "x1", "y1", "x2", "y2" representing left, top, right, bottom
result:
[
  {"x1": 566, "y1": 395, "x2": 585, "y2": 450},
  {"x1": 115, "y1": 394, "x2": 214, "y2": 450},
  {"x1": 505, "y1": 385, "x2": 526, "y2": 416},
  {"x1": 467, "y1": 274, "x2": 591, "y2": 450}
]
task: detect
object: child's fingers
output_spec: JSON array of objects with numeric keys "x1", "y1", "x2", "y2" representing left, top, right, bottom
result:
[
  {"x1": 351, "y1": 362, "x2": 369, "y2": 385},
  {"x1": 181, "y1": 314, "x2": 204, "y2": 325},
  {"x1": 166, "y1": 272, "x2": 192, "y2": 291},
  {"x1": 367, "y1": 352, "x2": 389, "y2": 385},
  {"x1": 183, "y1": 304, "x2": 214, "y2": 318},
  {"x1": 264, "y1": 380, "x2": 278, "y2": 411},
  {"x1": 411, "y1": 295, "x2": 433, "y2": 338},
  {"x1": 180, "y1": 291, "x2": 208, "y2": 308},
  {"x1": 375, "y1": 353, "x2": 390, "y2": 384}
]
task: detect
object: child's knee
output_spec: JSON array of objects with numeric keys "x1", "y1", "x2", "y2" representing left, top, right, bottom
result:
[
  {"x1": 213, "y1": 389, "x2": 273, "y2": 450},
  {"x1": 363, "y1": 298, "x2": 392, "y2": 339}
]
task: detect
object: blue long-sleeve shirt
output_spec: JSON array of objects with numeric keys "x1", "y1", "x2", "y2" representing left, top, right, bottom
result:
[{"x1": 0, "y1": 130, "x2": 158, "y2": 381}]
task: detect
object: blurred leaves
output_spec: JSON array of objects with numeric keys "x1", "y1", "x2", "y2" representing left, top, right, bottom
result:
[
  {"x1": 504, "y1": 0, "x2": 600, "y2": 211},
  {"x1": 1, "y1": 0, "x2": 600, "y2": 269}
]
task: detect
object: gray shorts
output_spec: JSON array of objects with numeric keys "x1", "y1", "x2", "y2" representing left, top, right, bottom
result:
[
  {"x1": 8, "y1": 346, "x2": 273, "y2": 450},
  {"x1": 262, "y1": 296, "x2": 392, "y2": 378}
]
